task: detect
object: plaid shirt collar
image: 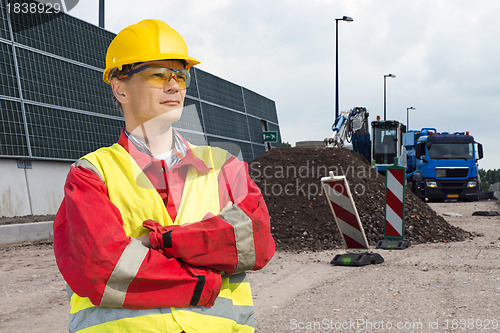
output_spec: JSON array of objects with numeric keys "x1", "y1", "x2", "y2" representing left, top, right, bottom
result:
[
  {"x1": 118, "y1": 128, "x2": 210, "y2": 173},
  {"x1": 124, "y1": 128, "x2": 186, "y2": 167}
]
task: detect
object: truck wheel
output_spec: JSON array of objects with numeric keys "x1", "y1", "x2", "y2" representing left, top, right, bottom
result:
[{"x1": 412, "y1": 182, "x2": 424, "y2": 201}]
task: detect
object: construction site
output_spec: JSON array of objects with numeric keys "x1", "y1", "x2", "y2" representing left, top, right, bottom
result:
[
  {"x1": 1, "y1": 1, "x2": 500, "y2": 332},
  {"x1": 1, "y1": 145, "x2": 499, "y2": 332}
]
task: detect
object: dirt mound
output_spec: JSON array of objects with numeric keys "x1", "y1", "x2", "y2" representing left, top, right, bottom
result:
[{"x1": 250, "y1": 147, "x2": 472, "y2": 252}]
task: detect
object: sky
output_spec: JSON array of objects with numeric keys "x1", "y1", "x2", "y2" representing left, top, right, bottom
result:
[{"x1": 66, "y1": 0, "x2": 500, "y2": 170}]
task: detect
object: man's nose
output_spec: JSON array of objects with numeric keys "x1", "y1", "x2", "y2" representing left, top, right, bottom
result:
[{"x1": 163, "y1": 76, "x2": 180, "y2": 92}]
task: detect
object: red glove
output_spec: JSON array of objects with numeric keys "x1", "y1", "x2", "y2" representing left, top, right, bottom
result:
[
  {"x1": 142, "y1": 219, "x2": 180, "y2": 254},
  {"x1": 142, "y1": 218, "x2": 238, "y2": 274},
  {"x1": 142, "y1": 220, "x2": 221, "y2": 307}
]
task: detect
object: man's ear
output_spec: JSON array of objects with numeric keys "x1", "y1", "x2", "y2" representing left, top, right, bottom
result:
[{"x1": 111, "y1": 78, "x2": 128, "y2": 104}]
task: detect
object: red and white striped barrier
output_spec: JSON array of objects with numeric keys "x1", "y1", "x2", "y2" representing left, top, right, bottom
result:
[
  {"x1": 384, "y1": 168, "x2": 405, "y2": 239},
  {"x1": 321, "y1": 174, "x2": 369, "y2": 251},
  {"x1": 376, "y1": 163, "x2": 411, "y2": 250}
]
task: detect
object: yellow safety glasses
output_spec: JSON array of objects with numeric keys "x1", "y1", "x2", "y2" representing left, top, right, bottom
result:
[{"x1": 117, "y1": 65, "x2": 191, "y2": 89}]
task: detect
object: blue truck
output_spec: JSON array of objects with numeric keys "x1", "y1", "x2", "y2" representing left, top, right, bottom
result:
[{"x1": 402, "y1": 128, "x2": 484, "y2": 201}]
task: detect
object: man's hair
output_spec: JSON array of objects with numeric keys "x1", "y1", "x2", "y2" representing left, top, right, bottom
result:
[{"x1": 109, "y1": 64, "x2": 135, "y2": 114}]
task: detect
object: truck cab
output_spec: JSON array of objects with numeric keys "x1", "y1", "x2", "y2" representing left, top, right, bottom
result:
[{"x1": 405, "y1": 129, "x2": 483, "y2": 201}]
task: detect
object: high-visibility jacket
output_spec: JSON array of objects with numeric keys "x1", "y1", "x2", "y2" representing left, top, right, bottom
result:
[{"x1": 53, "y1": 131, "x2": 275, "y2": 333}]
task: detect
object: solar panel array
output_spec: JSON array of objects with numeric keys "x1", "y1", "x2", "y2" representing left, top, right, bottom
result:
[{"x1": 0, "y1": 0, "x2": 280, "y2": 162}]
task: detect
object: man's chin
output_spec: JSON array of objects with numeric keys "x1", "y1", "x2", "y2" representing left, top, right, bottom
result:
[{"x1": 151, "y1": 108, "x2": 183, "y2": 124}]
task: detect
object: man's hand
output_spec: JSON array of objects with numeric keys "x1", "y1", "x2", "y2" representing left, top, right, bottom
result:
[
  {"x1": 135, "y1": 234, "x2": 151, "y2": 248},
  {"x1": 142, "y1": 220, "x2": 179, "y2": 253}
]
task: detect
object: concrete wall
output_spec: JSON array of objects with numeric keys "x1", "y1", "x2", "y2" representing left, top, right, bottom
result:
[
  {"x1": 0, "y1": 159, "x2": 31, "y2": 216},
  {"x1": 295, "y1": 141, "x2": 326, "y2": 148},
  {"x1": 491, "y1": 182, "x2": 500, "y2": 200},
  {"x1": 0, "y1": 222, "x2": 53, "y2": 245},
  {"x1": 0, "y1": 159, "x2": 72, "y2": 217}
]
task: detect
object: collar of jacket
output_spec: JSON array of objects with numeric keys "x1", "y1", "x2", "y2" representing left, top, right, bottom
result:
[{"x1": 117, "y1": 128, "x2": 211, "y2": 173}]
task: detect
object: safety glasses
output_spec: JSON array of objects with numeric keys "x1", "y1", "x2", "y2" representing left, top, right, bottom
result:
[{"x1": 117, "y1": 65, "x2": 191, "y2": 89}]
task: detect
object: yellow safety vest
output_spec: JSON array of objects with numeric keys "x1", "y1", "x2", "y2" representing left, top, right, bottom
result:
[{"x1": 66, "y1": 143, "x2": 254, "y2": 333}]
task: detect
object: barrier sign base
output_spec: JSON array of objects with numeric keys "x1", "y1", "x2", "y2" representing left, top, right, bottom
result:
[
  {"x1": 331, "y1": 252, "x2": 384, "y2": 267},
  {"x1": 376, "y1": 239, "x2": 411, "y2": 250}
]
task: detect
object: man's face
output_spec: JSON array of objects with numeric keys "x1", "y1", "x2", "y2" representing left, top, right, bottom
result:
[{"x1": 113, "y1": 60, "x2": 187, "y2": 130}]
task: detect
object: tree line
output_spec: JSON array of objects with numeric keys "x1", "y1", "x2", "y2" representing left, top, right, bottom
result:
[{"x1": 478, "y1": 169, "x2": 500, "y2": 191}]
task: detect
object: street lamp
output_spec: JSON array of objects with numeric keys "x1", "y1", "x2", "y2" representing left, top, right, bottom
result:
[
  {"x1": 335, "y1": 16, "x2": 354, "y2": 120},
  {"x1": 383, "y1": 73, "x2": 396, "y2": 120},
  {"x1": 406, "y1": 107, "x2": 415, "y2": 130},
  {"x1": 99, "y1": 0, "x2": 105, "y2": 28}
]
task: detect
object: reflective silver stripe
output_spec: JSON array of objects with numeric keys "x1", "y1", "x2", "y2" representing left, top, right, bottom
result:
[
  {"x1": 218, "y1": 205, "x2": 256, "y2": 273},
  {"x1": 66, "y1": 283, "x2": 74, "y2": 301},
  {"x1": 181, "y1": 296, "x2": 255, "y2": 327},
  {"x1": 100, "y1": 238, "x2": 149, "y2": 307},
  {"x1": 224, "y1": 151, "x2": 233, "y2": 163},
  {"x1": 69, "y1": 306, "x2": 173, "y2": 333},
  {"x1": 72, "y1": 159, "x2": 104, "y2": 182},
  {"x1": 68, "y1": 298, "x2": 254, "y2": 332},
  {"x1": 225, "y1": 272, "x2": 248, "y2": 284}
]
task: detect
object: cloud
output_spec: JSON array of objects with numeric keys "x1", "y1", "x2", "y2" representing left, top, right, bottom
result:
[{"x1": 68, "y1": 0, "x2": 500, "y2": 169}]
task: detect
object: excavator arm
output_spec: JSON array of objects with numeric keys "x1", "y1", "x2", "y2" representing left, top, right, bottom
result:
[{"x1": 325, "y1": 107, "x2": 370, "y2": 149}]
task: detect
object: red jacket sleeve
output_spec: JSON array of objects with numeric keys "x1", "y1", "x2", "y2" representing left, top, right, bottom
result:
[
  {"x1": 149, "y1": 156, "x2": 275, "y2": 275},
  {"x1": 53, "y1": 166, "x2": 222, "y2": 309}
]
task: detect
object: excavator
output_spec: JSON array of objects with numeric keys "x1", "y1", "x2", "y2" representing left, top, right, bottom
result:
[
  {"x1": 324, "y1": 107, "x2": 371, "y2": 161},
  {"x1": 324, "y1": 106, "x2": 406, "y2": 174}
]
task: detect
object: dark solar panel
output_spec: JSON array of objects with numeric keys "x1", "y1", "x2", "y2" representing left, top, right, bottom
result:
[{"x1": 0, "y1": 0, "x2": 279, "y2": 162}]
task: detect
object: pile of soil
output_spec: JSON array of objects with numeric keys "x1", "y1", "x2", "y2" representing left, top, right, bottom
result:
[{"x1": 250, "y1": 147, "x2": 472, "y2": 252}]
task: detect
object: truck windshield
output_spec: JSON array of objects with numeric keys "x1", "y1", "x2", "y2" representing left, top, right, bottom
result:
[
  {"x1": 373, "y1": 127, "x2": 397, "y2": 164},
  {"x1": 427, "y1": 143, "x2": 473, "y2": 159}
]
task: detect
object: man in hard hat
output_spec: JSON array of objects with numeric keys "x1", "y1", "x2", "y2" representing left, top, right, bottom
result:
[{"x1": 53, "y1": 19, "x2": 275, "y2": 333}]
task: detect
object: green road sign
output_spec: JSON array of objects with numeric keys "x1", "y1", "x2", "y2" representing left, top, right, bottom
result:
[{"x1": 263, "y1": 131, "x2": 278, "y2": 142}]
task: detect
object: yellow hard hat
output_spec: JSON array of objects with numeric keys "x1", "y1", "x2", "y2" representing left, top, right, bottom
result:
[{"x1": 103, "y1": 19, "x2": 200, "y2": 84}]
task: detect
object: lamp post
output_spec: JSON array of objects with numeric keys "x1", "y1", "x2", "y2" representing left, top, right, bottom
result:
[
  {"x1": 383, "y1": 73, "x2": 396, "y2": 120},
  {"x1": 99, "y1": 0, "x2": 105, "y2": 28},
  {"x1": 335, "y1": 16, "x2": 354, "y2": 120},
  {"x1": 406, "y1": 107, "x2": 415, "y2": 130}
]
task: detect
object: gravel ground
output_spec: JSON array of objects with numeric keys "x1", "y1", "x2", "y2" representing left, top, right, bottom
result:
[
  {"x1": 0, "y1": 201, "x2": 498, "y2": 332},
  {"x1": 249, "y1": 200, "x2": 500, "y2": 333}
]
